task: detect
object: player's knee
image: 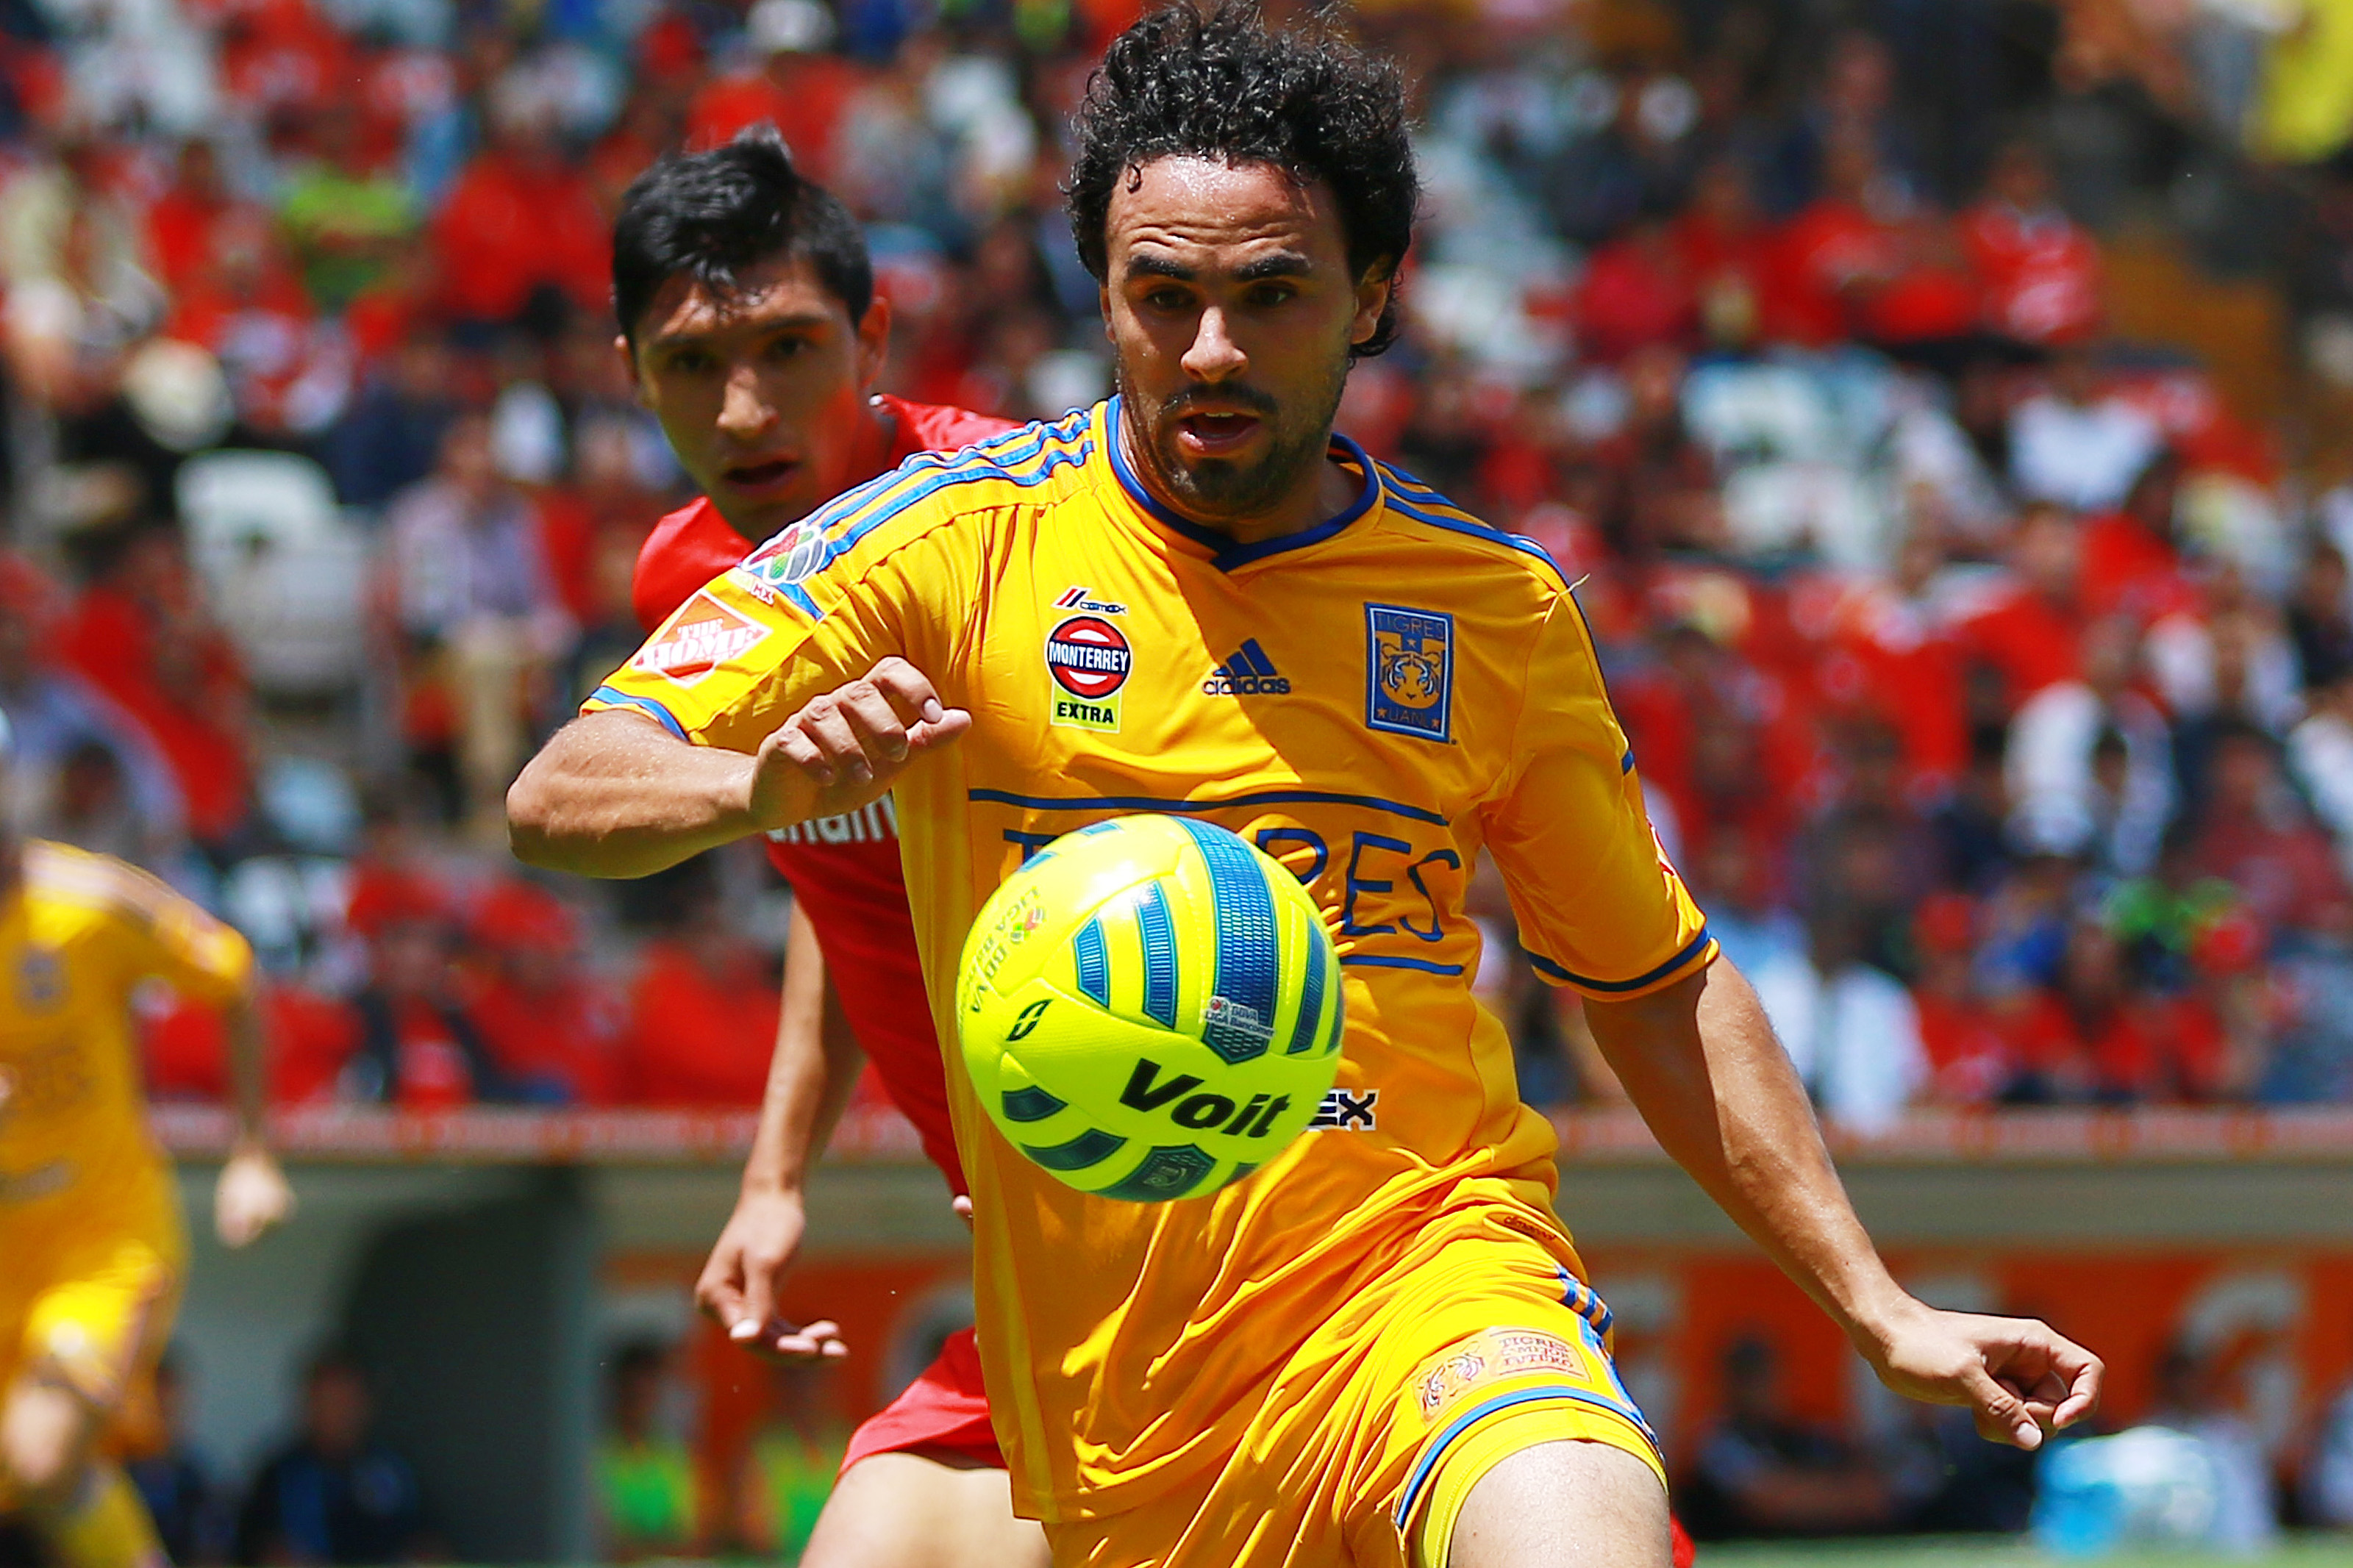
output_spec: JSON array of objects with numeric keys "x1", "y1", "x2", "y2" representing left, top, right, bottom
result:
[
  {"x1": 1442, "y1": 1439, "x2": 1669, "y2": 1568},
  {"x1": 0, "y1": 1385, "x2": 94, "y2": 1510}
]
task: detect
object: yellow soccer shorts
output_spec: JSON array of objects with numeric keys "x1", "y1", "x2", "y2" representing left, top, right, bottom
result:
[
  {"x1": 0, "y1": 1217, "x2": 182, "y2": 1462},
  {"x1": 1041, "y1": 1198, "x2": 1666, "y2": 1568}
]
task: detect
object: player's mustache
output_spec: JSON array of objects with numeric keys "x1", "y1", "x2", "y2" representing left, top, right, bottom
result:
[{"x1": 1160, "y1": 386, "x2": 1278, "y2": 420}]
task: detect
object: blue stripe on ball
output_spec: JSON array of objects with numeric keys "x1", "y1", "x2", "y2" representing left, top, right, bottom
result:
[
  {"x1": 1175, "y1": 820, "x2": 1280, "y2": 1064},
  {"x1": 1001, "y1": 1086, "x2": 1067, "y2": 1123},
  {"x1": 1136, "y1": 881, "x2": 1179, "y2": 1028},
  {"x1": 1074, "y1": 917, "x2": 1111, "y2": 1006},
  {"x1": 1021, "y1": 1127, "x2": 1126, "y2": 1170}
]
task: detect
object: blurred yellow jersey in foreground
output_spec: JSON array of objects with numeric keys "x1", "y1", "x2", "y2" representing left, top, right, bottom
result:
[
  {"x1": 1, "y1": 841, "x2": 252, "y2": 1420},
  {"x1": 587, "y1": 399, "x2": 1714, "y2": 1527}
]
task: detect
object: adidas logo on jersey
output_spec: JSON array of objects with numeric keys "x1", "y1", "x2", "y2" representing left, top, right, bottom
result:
[{"x1": 1202, "y1": 640, "x2": 1291, "y2": 695}]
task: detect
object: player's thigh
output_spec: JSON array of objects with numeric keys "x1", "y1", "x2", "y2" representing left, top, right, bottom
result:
[
  {"x1": 1, "y1": 1235, "x2": 178, "y2": 1493},
  {"x1": 1435, "y1": 1439, "x2": 1669, "y2": 1568},
  {"x1": 802, "y1": 1449, "x2": 1050, "y2": 1568}
]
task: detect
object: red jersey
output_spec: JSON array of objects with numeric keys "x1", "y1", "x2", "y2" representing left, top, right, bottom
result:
[
  {"x1": 1961, "y1": 201, "x2": 2102, "y2": 348},
  {"x1": 630, "y1": 395, "x2": 1015, "y2": 1193}
]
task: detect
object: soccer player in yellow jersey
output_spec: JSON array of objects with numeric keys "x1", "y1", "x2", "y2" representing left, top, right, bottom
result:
[
  {"x1": 0, "y1": 715, "x2": 292, "y2": 1568},
  {"x1": 511, "y1": 10, "x2": 2104, "y2": 1564}
]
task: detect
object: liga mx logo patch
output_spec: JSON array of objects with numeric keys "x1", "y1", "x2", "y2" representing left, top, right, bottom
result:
[
  {"x1": 1046, "y1": 615, "x2": 1132, "y2": 732},
  {"x1": 1365, "y1": 604, "x2": 1453, "y2": 742}
]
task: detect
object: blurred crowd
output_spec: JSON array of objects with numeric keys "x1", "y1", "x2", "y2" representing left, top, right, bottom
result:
[{"x1": 8, "y1": 0, "x2": 2353, "y2": 1115}]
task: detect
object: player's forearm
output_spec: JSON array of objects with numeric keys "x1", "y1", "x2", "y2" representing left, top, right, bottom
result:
[
  {"x1": 1584, "y1": 958, "x2": 1911, "y2": 1348},
  {"x1": 224, "y1": 987, "x2": 270, "y2": 1149},
  {"x1": 507, "y1": 711, "x2": 776, "y2": 878},
  {"x1": 742, "y1": 909, "x2": 863, "y2": 1196}
]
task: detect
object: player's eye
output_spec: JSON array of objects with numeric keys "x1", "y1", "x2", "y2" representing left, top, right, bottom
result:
[
  {"x1": 1142, "y1": 286, "x2": 1192, "y2": 312},
  {"x1": 1248, "y1": 283, "x2": 1298, "y2": 307},
  {"x1": 766, "y1": 335, "x2": 810, "y2": 360},
  {"x1": 666, "y1": 348, "x2": 715, "y2": 374}
]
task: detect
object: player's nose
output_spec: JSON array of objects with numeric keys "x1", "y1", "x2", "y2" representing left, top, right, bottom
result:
[
  {"x1": 1181, "y1": 307, "x2": 1248, "y2": 382},
  {"x1": 718, "y1": 365, "x2": 779, "y2": 437}
]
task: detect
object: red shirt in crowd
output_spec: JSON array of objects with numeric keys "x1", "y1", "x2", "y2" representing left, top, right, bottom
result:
[
  {"x1": 1957, "y1": 586, "x2": 2084, "y2": 709},
  {"x1": 59, "y1": 584, "x2": 252, "y2": 841},
  {"x1": 1573, "y1": 226, "x2": 1696, "y2": 363},
  {"x1": 2079, "y1": 512, "x2": 2193, "y2": 621},
  {"x1": 1764, "y1": 198, "x2": 1888, "y2": 346},
  {"x1": 616, "y1": 939, "x2": 782, "y2": 1106},
  {"x1": 1962, "y1": 201, "x2": 2102, "y2": 348},
  {"x1": 431, "y1": 148, "x2": 609, "y2": 323},
  {"x1": 685, "y1": 56, "x2": 863, "y2": 181}
]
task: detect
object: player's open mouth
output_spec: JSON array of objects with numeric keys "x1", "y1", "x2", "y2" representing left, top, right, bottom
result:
[
  {"x1": 722, "y1": 457, "x2": 799, "y2": 494},
  {"x1": 1174, "y1": 411, "x2": 1261, "y2": 458}
]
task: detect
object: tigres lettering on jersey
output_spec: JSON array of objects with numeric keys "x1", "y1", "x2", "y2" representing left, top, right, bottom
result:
[
  {"x1": 586, "y1": 398, "x2": 1715, "y2": 1522},
  {"x1": 1, "y1": 842, "x2": 252, "y2": 1248}
]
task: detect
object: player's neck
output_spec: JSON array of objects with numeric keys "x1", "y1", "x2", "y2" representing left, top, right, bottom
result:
[{"x1": 1118, "y1": 412, "x2": 1357, "y2": 548}]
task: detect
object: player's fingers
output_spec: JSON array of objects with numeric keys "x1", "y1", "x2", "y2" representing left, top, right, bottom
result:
[
  {"x1": 1961, "y1": 1361, "x2": 2043, "y2": 1450},
  {"x1": 696, "y1": 1254, "x2": 749, "y2": 1329},
  {"x1": 907, "y1": 707, "x2": 974, "y2": 755},
  {"x1": 768, "y1": 720, "x2": 836, "y2": 788},
  {"x1": 950, "y1": 1194, "x2": 974, "y2": 1230},
  {"x1": 791, "y1": 697, "x2": 874, "y2": 784},
  {"x1": 834, "y1": 679, "x2": 914, "y2": 766},
  {"x1": 2049, "y1": 1340, "x2": 2106, "y2": 1430},
  {"x1": 769, "y1": 1320, "x2": 847, "y2": 1359},
  {"x1": 864, "y1": 656, "x2": 949, "y2": 726},
  {"x1": 735, "y1": 1256, "x2": 782, "y2": 1343}
]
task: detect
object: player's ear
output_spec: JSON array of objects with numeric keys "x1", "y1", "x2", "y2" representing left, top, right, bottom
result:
[
  {"x1": 854, "y1": 296, "x2": 892, "y2": 388},
  {"x1": 616, "y1": 334, "x2": 648, "y2": 405},
  {"x1": 1350, "y1": 263, "x2": 1394, "y2": 349}
]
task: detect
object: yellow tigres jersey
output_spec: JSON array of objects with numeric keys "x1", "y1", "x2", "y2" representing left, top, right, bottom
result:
[
  {"x1": 585, "y1": 398, "x2": 1715, "y2": 1522},
  {"x1": 0, "y1": 842, "x2": 252, "y2": 1247}
]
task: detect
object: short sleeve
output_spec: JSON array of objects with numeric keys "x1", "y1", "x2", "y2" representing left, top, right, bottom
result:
[
  {"x1": 107, "y1": 863, "x2": 254, "y2": 1004},
  {"x1": 1479, "y1": 595, "x2": 1715, "y2": 1000},
  {"x1": 584, "y1": 474, "x2": 982, "y2": 755}
]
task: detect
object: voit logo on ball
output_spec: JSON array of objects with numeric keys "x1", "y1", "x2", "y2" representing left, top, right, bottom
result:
[{"x1": 1045, "y1": 615, "x2": 1132, "y2": 732}]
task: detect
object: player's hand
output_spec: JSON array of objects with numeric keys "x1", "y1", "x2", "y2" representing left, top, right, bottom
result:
[
  {"x1": 696, "y1": 1184, "x2": 849, "y2": 1362},
  {"x1": 752, "y1": 657, "x2": 971, "y2": 828},
  {"x1": 213, "y1": 1142, "x2": 293, "y2": 1248},
  {"x1": 1860, "y1": 1298, "x2": 2102, "y2": 1450}
]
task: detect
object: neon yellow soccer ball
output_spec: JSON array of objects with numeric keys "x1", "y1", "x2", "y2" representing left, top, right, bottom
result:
[{"x1": 956, "y1": 814, "x2": 1344, "y2": 1202}]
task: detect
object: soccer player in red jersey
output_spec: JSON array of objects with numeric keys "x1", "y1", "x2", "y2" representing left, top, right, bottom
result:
[{"x1": 604, "y1": 130, "x2": 1035, "y2": 1568}]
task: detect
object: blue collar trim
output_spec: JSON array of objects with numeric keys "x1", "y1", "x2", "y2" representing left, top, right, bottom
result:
[{"x1": 1104, "y1": 394, "x2": 1379, "y2": 571}]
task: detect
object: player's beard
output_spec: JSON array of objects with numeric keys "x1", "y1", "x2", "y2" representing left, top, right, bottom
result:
[{"x1": 1119, "y1": 357, "x2": 1351, "y2": 529}]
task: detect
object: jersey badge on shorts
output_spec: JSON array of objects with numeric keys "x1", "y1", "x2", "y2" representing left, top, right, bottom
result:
[
  {"x1": 630, "y1": 592, "x2": 771, "y2": 687},
  {"x1": 1366, "y1": 604, "x2": 1453, "y2": 742},
  {"x1": 1412, "y1": 1329, "x2": 1594, "y2": 1421},
  {"x1": 1046, "y1": 615, "x2": 1132, "y2": 732}
]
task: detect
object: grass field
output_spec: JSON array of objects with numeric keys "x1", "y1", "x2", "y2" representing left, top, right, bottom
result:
[{"x1": 1696, "y1": 1536, "x2": 2353, "y2": 1566}]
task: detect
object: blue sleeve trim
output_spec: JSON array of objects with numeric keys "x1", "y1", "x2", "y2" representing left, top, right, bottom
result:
[
  {"x1": 588, "y1": 686, "x2": 688, "y2": 741},
  {"x1": 1528, "y1": 927, "x2": 1713, "y2": 994}
]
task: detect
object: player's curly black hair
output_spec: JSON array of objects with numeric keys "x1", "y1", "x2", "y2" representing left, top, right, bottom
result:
[{"x1": 1068, "y1": 1, "x2": 1418, "y2": 358}]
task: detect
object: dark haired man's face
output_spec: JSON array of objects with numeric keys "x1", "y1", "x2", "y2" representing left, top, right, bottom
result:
[
  {"x1": 1103, "y1": 157, "x2": 1390, "y2": 541},
  {"x1": 623, "y1": 255, "x2": 890, "y2": 543}
]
